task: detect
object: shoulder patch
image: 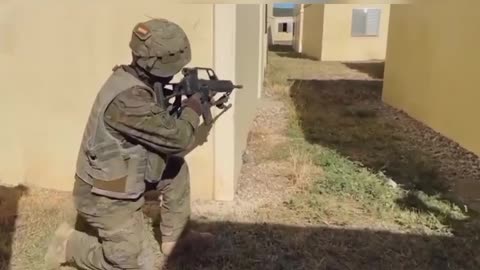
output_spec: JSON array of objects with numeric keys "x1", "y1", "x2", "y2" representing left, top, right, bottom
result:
[{"x1": 133, "y1": 23, "x2": 152, "y2": 40}]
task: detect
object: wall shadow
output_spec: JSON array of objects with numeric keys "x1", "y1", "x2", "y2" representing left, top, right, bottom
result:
[
  {"x1": 343, "y1": 62, "x2": 385, "y2": 79},
  {"x1": 0, "y1": 184, "x2": 28, "y2": 270},
  {"x1": 288, "y1": 78, "x2": 479, "y2": 233},
  {"x1": 268, "y1": 45, "x2": 318, "y2": 60},
  {"x1": 267, "y1": 26, "x2": 273, "y2": 46},
  {"x1": 275, "y1": 51, "x2": 318, "y2": 60},
  {"x1": 268, "y1": 44, "x2": 294, "y2": 52},
  {"x1": 162, "y1": 220, "x2": 480, "y2": 270}
]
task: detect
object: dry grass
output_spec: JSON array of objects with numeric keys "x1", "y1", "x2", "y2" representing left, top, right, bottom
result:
[
  {"x1": 287, "y1": 146, "x2": 317, "y2": 187},
  {"x1": 0, "y1": 185, "x2": 74, "y2": 270}
]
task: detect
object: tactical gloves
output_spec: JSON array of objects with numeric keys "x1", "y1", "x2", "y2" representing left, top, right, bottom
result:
[{"x1": 182, "y1": 92, "x2": 205, "y2": 116}]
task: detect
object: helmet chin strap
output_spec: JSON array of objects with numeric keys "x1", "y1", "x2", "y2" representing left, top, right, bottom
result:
[
  {"x1": 131, "y1": 56, "x2": 173, "y2": 87},
  {"x1": 130, "y1": 64, "x2": 154, "y2": 87},
  {"x1": 145, "y1": 57, "x2": 158, "y2": 73}
]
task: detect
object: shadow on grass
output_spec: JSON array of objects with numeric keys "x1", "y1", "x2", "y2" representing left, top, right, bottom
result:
[
  {"x1": 288, "y1": 78, "x2": 479, "y2": 232},
  {"x1": 268, "y1": 44, "x2": 294, "y2": 52},
  {"x1": 343, "y1": 62, "x2": 385, "y2": 79},
  {"x1": 161, "y1": 220, "x2": 480, "y2": 270},
  {"x1": 268, "y1": 45, "x2": 318, "y2": 60},
  {"x1": 276, "y1": 51, "x2": 319, "y2": 61},
  {"x1": 0, "y1": 184, "x2": 28, "y2": 270}
]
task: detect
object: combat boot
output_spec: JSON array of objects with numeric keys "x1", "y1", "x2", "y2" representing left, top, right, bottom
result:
[
  {"x1": 161, "y1": 230, "x2": 214, "y2": 256},
  {"x1": 44, "y1": 222, "x2": 74, "y2": 269}
]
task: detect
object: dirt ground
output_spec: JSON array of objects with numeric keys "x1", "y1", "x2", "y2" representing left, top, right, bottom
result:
[{"x1": 1, "y1": 47, "x2": 480, "y2": 270}]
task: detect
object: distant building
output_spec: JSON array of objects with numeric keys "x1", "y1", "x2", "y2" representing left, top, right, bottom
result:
[
  {"x1": 269, "y1": 7, "x2": 294, "y2": 46},
  {"x1": 293, "y1": 4, "x2": 390, "y2": 61}
]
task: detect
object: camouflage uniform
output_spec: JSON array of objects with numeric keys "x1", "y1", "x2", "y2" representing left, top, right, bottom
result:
[{"x1": 45, "y1": 19, "x2": 209, "y2": 270}]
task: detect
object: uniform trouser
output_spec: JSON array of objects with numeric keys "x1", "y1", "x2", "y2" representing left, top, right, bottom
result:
[{"x1": 66, "y1": 157, "x2": 191, "y2": 270}]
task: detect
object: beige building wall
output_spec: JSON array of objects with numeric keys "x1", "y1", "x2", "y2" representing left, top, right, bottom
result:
[
  {"x1": 234, "y1": 4, "x2": 263, "y2": 182},
  {"x1": 212, "y1": 5, "x2": 236, "y2": 201},
  {"x1": 292, "y1": 4, "x2": 304, "y2": 53},
  {"x1": 300, "y1": 4, "x2": 325, "y2": 60},
  {"x1": 296, "y1": 4, "x2": 390, "y2": 61},
  {"x1": 212, "y1": 4, "x2": 264, "y2": 200},
  {"x1": 267, "y1": 4, "x2": 274, "y2": 45},
  {"x1": 321, "y1": 4, "x2": 390, "y2": 61},
  {"x1": 0, "y1": 2, "x2": 265, "y2": 200},
  {"x1": 383, "y1": 1, "x2": 480, "y2": 155},
  {"x1": 0, "y1": 1, "x2": 214, "y2": 196},
  {"x1": 262, "y1": 4, "x2": 269, "y2": 75}
]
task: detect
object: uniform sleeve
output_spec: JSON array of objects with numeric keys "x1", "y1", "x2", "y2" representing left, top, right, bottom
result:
[{"x1": 104, "y1": 86, "x2": 200, "y2": 154}]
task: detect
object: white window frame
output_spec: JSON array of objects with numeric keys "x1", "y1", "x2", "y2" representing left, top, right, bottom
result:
[{"x1": 351, "y1": 8, "x2": 382, "y2": 37}]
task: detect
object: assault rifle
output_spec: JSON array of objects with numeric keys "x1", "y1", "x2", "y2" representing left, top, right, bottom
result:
[{"x1": 155, "y1": 67, "x2": 243, "y2": 125}]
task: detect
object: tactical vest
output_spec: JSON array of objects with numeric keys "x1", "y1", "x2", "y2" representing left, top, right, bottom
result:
[{"x1": 75, "y1": 66, "x2": 156, "y2": 200}]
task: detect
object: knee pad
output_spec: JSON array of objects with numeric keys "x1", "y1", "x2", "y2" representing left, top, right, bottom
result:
[{"x1": 103, "y1": 237, "x2": 143, "y2": 269}]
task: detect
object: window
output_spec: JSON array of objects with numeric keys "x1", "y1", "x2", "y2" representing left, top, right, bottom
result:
[
  {"x1": 278, "y1": 22, "x2": 288, "y2": 33},
  {"x1": 351, "y1": 8, "x2": 381, "y2": 37}
]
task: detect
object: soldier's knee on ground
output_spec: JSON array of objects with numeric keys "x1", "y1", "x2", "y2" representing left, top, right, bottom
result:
[
  {"x1": 102, "y1": 234, "x2": 144, "y2": 269},
  {"x1": 97, "y1": 211, "x2": 146, "y2": 269}
]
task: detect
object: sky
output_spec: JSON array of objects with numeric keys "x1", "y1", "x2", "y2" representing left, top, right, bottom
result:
[{"x1": 273, "y1": 3, "x2": 295, "y2": 9}]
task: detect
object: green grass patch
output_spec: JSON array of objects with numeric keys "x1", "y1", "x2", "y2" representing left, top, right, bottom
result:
[
  {"x1": 284, "y1": 117, "x2": 468, "y2": 234},
  {"x1": 264, "y1": 51, "x2": 469, "y2": 235}
]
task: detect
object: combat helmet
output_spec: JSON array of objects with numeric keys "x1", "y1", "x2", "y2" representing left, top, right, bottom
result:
[{"x1": 129, "y1": 18, "x2": 191, "y2": 77}]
